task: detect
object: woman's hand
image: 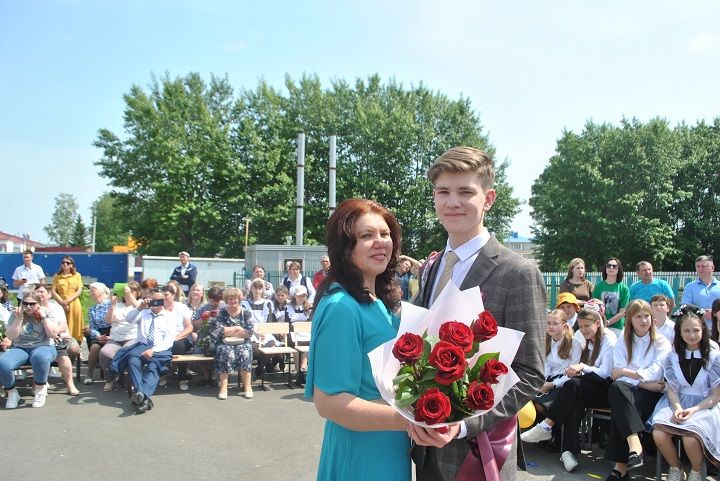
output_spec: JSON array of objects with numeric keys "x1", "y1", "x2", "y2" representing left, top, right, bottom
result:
[
  {"x1": 407, "y1": 422, "x2": 461, "y2": 447},
  {"x1": 565, "y1": 363, "x2": 585, "y2": 377},
  {"x1": 638, "y1": 380, "x2": 666, "y2": 392},
  {"x1": 673, "y1": 406, "x2": 698, "y2": 423},
  {"x1": 540, "y1": 381, "x2": 555, "y2": 394}
]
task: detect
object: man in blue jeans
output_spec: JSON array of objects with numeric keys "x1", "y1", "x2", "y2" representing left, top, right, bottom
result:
[{"x1": 108, "y1": 287, "x2": 175, "y2": 414}]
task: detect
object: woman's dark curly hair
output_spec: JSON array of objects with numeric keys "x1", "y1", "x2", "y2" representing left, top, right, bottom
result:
[{"x1": 313, "y1": 198, "x2": 401, "y2": 312}]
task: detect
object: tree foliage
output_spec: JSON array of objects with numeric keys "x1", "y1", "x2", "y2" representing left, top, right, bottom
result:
[
  {"x1": 94, "y1": 72, "x2": 522, "y2": 258},
  {"x1": 530, "y1": 117, "x2": 720, "y2": 271},
  {"x1": 44, "y1": 193, "x2": 81, "y2": 246},
  {"x1": 91, "y1": 193, "x2": 130, "y2": 252},
  {"x1": 70, "y1": 215, "x2": 88, "y2": 247}
]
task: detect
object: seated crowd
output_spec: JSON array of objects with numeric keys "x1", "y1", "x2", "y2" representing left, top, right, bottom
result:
[
  {"x1": 521, "y1": 256, "x2": 720, "y2": 481},
  {"x1": 0, "y1": 261, "x2": 318, "y2": 415}
]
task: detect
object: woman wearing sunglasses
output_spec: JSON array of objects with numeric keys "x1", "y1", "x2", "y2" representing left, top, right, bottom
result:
[
  {"x1": 0, "y1": 289, "x2": 60, "y2": 408},
  {"x1": 51, "y1": 256, "x2": 84, "y2": 342},
  {"x1": 593, "y1": 257, "x2": 630, "y2": 336}
]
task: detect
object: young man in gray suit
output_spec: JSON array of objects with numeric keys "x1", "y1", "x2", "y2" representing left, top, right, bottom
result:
[{"x1": 409, "y1": 146, "x2": 546, "y2": 481}]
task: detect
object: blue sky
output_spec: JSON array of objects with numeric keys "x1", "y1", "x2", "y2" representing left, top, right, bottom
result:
[{"x1": 2, "y1": 0, "x2": 719, "y2": 244}]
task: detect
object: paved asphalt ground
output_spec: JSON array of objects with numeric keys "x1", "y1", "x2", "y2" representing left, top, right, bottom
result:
[{"x1": 2, "y1": 370, "x2": 717, "y2": 481}]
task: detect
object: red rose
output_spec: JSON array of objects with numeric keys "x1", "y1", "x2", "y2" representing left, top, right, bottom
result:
[
  {"x1": 32, "y1": 310, "x2": 43, "y2": 321},
  {"x1": 392, "y1": 333, "x2": 424, "y2": 364},
  {"x1": 465, "y1": 381, "x2": 494, "y2": 411},
  {"x1": 480, "y1": 359, "x2": 508, "y2": 384},
  {"x1": 471, "y1": 311, "x2": 498, "y2": 342},
  {"x1": 428, "y1": 341, "x2": 467, "y2": 385},
  {"x1": 414, "y1": 387, "x2": 452, "y2": 425},
  {"x1": 201, "y1": 311, "x2": 211, "y2": 321},
  {"x1": 438, "y1": 321, "x2": 474, "y2": 353}
]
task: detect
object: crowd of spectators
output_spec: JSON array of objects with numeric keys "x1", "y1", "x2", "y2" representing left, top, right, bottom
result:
[
  {"x1": 522, "y1": 255, "x2": 720, "y2": 481},
  {"x1": 0, "y1": 250, "x2": 332, "y2": 414}
]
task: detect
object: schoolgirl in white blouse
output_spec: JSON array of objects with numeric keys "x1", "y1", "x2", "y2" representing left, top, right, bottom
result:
[
  {"x1": 522, "y1": 308, "x2": 613, "y2": 472},
  {"x1": 603, "y1": 299, "x2": 671, "y2": 481}
]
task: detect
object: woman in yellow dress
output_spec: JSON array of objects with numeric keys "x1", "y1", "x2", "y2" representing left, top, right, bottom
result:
[{"x1": 51, "y1": 256, "x2": 84, "y2": 342}]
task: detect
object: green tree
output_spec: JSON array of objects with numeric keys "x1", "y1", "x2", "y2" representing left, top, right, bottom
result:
[
  {"x1": 95, "y1": 72, "x2": 521, "y2": 258},
  {"x1": 91, "y1": 193, "x2": 130, "y2": 252},
  {"x1": 530, "y1": 118, "x2": 682, "y2": 271},
  {"x1": 671, "y1": 118, "x2": 720, "y2": 267},
  {"x1": 44, "y1": 193, "x2": 81, "y2": 246},
  {"x1": 70, "y1": 215, "x2": 88, "y2": 247},
  {"x1": 94, "y1": 73, "x2": 248, "y2": 257}
]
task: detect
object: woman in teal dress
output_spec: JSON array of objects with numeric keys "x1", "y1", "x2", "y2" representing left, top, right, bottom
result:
[{"x1": 304, "y1": 198, "x2": 411, "y2": 481}]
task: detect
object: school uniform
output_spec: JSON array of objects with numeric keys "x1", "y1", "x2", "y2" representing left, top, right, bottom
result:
[
  {"x1": 605, "y1": 332, "x2": 672, "y2": 463},
  {"x1": 546, "y1": 332, "x2": 616, "y2": 454}
]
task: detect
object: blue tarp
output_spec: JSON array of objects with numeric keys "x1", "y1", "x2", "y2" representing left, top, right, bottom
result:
[{"x1": 0, "y1": 252, "x2": 128, "y2": 288}]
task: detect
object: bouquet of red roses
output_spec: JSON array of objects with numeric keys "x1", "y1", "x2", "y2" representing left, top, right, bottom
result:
[{"x1": 369, "y1": 283, "x2": 524, "y2": 428}]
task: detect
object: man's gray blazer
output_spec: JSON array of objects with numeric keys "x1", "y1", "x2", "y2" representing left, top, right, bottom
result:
[{"x1": 413, "y1": 236, "x2": 546, "y2": 481}]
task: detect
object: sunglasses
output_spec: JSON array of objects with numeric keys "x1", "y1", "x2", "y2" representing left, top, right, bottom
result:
[
  {"x1": 606, "y1": 264, "x2": 619, "y2": 269},
  {"x1": 22, "y1": 301, "x2": 37, "y2": 306},
  {"x1": 62, "y1": 261, "x2": 73, "y2": 265}
]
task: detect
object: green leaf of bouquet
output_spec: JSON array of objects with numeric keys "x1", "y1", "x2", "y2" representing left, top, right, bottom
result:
[
  {"x1": 421, "y1": 367, "x2": 437, "y2": 381},
  {"x1": 396, "y1": 391, "x2": 420, "y2": 408},
  {"x1": 469, "y1": 352, "x2": 500, "y2": 381},
  {"x1": 393, "y1": 372, "x2": 414, "y2": 385},
  {"x1": 398, "y1": 364, "x2": 414, "y2": 375}
]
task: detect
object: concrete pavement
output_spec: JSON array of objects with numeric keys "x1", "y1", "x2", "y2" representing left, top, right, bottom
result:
[{"x1": 1, "y1": 373, "x2": 716, "y2": 481}]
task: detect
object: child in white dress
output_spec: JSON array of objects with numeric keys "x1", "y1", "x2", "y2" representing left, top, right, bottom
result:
[{"x1": 652, "y1": 304, "x2": 720, "y2": 481}]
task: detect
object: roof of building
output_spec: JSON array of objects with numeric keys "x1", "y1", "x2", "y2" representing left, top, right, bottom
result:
[
  {"x1": 504, "y1": 232, "x2": 533, "y2": 244},
  {"x1": 0, "y1": 231, "x2": 45, "y2": 247}
]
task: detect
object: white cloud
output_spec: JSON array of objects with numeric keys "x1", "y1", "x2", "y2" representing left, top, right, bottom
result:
[{"x1": 686, "y1": 32, "x2": 720, "y2": 54}]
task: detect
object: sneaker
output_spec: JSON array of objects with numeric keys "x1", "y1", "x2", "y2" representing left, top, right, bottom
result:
[
  {"x1": 604, "y1": 469, "x2": 629, "y2": 481},
  {"x1": 49, "y1": 367, "x2": 61, "y2": 378},
  {"x1": 520, "y1": 423, "x2": 552, "y2": 443},
  {"x1": 627, "y1": 451, "x2": 644, "y2": 470},
  {"x1": 560, "y1": 451, "x2": 579, "y2": 472},
  {"x1": 158, "y1": 377, "x2": 168, "y2": 388},
  {"x1": 178, "y1": 380, "x2": 189, "y2": 391},
  {"x1": 5, "y1": 389, "x2": 20, "y2": 409},
  {"x1": 667, "y1": 466, "x2": 686, "y2": 481},
  {"x1": 686, "y1": 471, "x2": 701, "y2": 481},
  {"x1": 32, "y1": 385, "x2": 48, "y2": 408},
  {"x1": 83, "y1": 376, "x2": 93, "y2": 385}
]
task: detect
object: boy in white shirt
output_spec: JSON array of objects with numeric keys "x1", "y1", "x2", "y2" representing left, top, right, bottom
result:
[{"x1": 650, "y1": 294, "x2": 675, "y2": 344}]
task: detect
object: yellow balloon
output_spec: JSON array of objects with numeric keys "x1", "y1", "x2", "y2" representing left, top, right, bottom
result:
[{"x1": 518, "y1": 401, "x2": 536, "y2": 429}]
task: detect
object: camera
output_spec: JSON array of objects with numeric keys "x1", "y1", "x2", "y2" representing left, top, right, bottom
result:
[{"x1": 148, "y1": 299, "x2": 164, "y2": 308}]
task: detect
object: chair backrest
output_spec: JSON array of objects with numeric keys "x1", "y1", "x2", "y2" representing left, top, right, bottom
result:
[
  {"x1": 292, "y1": 321, "x2": 311, "y2": 335},
  {"x1": 256, "y1": 322, "x2": 290, "y2": 336}
]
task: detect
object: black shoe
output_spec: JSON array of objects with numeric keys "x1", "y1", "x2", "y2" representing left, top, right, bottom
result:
[
  {"x1": 136, "y1": 397, "x2": 154, "y2": 414},
  {"x1": 265, "y1": 363, "x2": 275, "y2": 374},
  {"x1": 131, "y1": 391, "x2": 145, "y2": 406},
  {"x1": 627, "y1": 451, "x2": 643, "y2": 470},
  {"x1": 279, "y1": 360, "x2": 286, "y2": 371},
  {"x1": 604, "y1": 469, "x2": 629, "y2": 481}
]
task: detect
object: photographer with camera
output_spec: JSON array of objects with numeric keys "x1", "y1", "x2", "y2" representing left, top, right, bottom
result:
[
  {"x1": 0, "y1": 289, "x2": 60, "y2": 408},
  {"x1": 106, "y1": 287, "x2": 175, "y2": 414}
]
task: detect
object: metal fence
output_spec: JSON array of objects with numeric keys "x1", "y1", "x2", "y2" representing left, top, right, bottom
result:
[{"x1": 544, "y1": 271, "x2": 702, "y2": 308}]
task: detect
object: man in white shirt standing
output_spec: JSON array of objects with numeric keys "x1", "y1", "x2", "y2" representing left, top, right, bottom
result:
[
  {"x1": 108, "y1": 288, "x2": 175, "y2": 414},
  {"x1": 11, "y1": 250, "x2": 46, "y2": 303}
]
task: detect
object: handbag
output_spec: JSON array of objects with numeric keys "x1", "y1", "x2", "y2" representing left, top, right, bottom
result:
[{"x1": 223, "y1": 336, "x2": 245, "y2": 346}]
